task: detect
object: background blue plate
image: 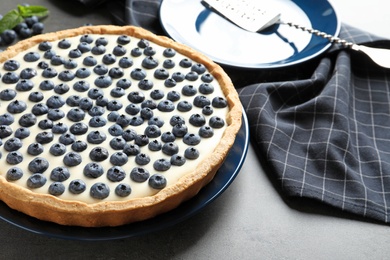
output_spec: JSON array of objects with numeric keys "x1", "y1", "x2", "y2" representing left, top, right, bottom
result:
[
  {"x1": 0, "y1": 113, "x2": 249, "y2": 241},
  {"x1": 160, "y1": 0, "x2": 340, "y2": 68}
]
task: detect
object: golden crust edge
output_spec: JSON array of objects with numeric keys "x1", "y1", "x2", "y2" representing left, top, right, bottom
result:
[{"x1": 0, "y1": 25, "x2": 242, "y2": 227}]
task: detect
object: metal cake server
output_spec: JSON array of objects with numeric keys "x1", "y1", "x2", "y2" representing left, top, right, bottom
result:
[{"x1": 202, "y1": 0, "x2": 390, "y2": 69}]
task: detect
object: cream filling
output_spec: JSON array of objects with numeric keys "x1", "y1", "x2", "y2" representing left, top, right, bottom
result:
[{"x1": 0, "y1": 34, "x2": 228, "y2": 203}]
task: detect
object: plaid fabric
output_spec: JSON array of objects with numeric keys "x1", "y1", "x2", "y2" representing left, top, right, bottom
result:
[{"x1": 90, "y1": 0, "x2": 390, "y2": 223}]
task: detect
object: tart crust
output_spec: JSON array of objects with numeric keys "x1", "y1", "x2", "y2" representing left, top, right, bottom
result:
[{"x1": 0, "y1": 25, "x2": 242, "y2": 227}]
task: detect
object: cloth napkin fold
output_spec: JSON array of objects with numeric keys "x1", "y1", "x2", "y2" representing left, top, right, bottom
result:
[{"x1": 85, "y1": 0, "x2": 390, "y2": 224}]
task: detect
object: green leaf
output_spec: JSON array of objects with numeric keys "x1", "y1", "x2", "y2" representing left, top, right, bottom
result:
[
  {"x1": 0, "y1": 9, "x2": 23, "y2": 33},
  {"x1": 17, "y1": 5, "x2": 49, "y2": 18}
]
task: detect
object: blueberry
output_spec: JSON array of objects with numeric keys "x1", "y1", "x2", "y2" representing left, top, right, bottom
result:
[
  {"x1": 162, "y1": 142, "x2": 179, "y2": 156},
  {"x1": 113, "y1": 45, "x2": 127, "y2": 56},
  {"x1": 172, "y1": 72, "x2": 185, "y2": 82},
  {"x1": 59, "y1": 133, "x2": 76, "y2": 145},
  {"x1": 182, "y1": 85, "x2": 197, "y2": 96},
  {"x1": 102, "y1": 54, "x2": 116, "y2": 65},
  {"x1": 123, "y1": 144, "x2": 140, "y2": 156},
  {"x1": 39, "y1": 80, "x2": 55, "y2": 90},
  {"x1": 209, "y1": 116, "x2": 225, "y2": 128},
  {"x1": 50, "y1": 166, "x2": 70, "y2": 181},
  {"x1": 144, "y1": 125, "x2": 161, "y2": 138},
  {"x1": 46, "y1": 95, "x2": 65, "y2": 109},
  {"x1": 50, "y1": 143, "x2": 67, "y2": 156},
  {"x1": 172, "y1": 123, "x2": 188, "y2": 137},
  {"x1": 6, "y1": 151, "x2": 23, "y2": 164},
  {"x1": 202, "y1": 105, "x2": 214, "y2": 115},
  {"x1": 107, "y1": 166, "x2": 126, "y2": 181},
  {"x1": 28, "y1": 157, "x2": 49, "y2": 173},
  {"x1": 148, "y1": 140, "x2": 162, "y2": 151},
  {"x1": 38, "y1": 61, "x2": 49, "y2": 69},
  {"x1": 58, "y1": 71, "x2": 75, "y2": 82},
  {"x1": 2, "y1": 72, "x2": 20, "y2": 84},
  {"x1": 177, "y1": 101, "x2": 192, "y2": 112},
  {"x1": 116, "y1": 78, "x2": 132, "y2": 89},
  {"x1": 51, "y1": 55, "x2": 65, "y2": 66},
  {"x1": 73, "y1": 80, "x2": 90, "y2": 92},
  {"x1": 90, "y1": 183, "x2": 110, "y2": 199},
  {"x1": 67, "y1": 108, "x2": 85, "y2": 122},
  {"x1": 6, "y1": 167, "x2": 24, "y2": 181},
  {"x1": 212, "y1": 97, "x2": 228, "y2": 108},
  {"x1": 64, "y1": 59, "x2": 78, "y2": 69},
  {"x1": 3, "y1": 60, "x2": 20, "y2": 71},
  {"x1": 71, "y1": 140, "x2": 88, "y2": 152},
  {"x1": 137, "y1": 79, "x2": 153, "y2": 91},
  {"x1": 77, "y1": 42, "x2": 91, "y2": 53},
  {"x1": 4, "y1": 137, "x2": 22, "y2": 152},
  {"x1": 128, "y1": 116, "x2": 144, "y2": 127},
  {"x1": 189, "y1": 113, "x2": 206, "y2": 127},
  {"x1": 163, "y1": 48, "x2": 176, "y2": 57},
  {"x1": 69, "y1": 179, "x2": 86, "y2": 194},
  {"x1": 118, "y1": 57, "x2": 133, "y2": 68},
  {"x1": 107, "y1": 111, "x2": 120, "y2": 122},
  {"x1": 63, "y1": 152, "x2": 82, "y2": 166},
  {"x1": 115, "y1": 114, "x2": 132, "y2": 127},
  {"x1": 127, "y1": 91, "x2": 145, "y2": 103},
  {"x1": 122, "y1": 129, "x2": 137, "y2": 141},
  {"x1": 141, "y1": 100, "x2": 157, "y2": 109},
  {"x1": 0, "y1": 89, "x2": 16, "y2": 101},
  {"x1": 25, "y1": 15, "x2": 39, "y2": 27},
  {"x1": 117, "y1": 35, "x2": 131, "y2": 45},
  {"x1": 154, "y1": 68, "x2": 169, "y2": 80},
  {"x1": 94, "y1": 75, "x2": 112, "y2": 88},
  {"x1": 157, "y1": 100, "x2": 175, "y2": 112},
  {"x1": 135, "y1": 153, "x2": 150, "y2": 165},
  {"x1": 24, "y1": 52, "x2": 40, "y2": 62},
  {"x1": 93, "y1": 64, "x2": 108, "y2": 75},
  {"x1": 88, "y1": 88, "x2": 104, "y2": 99},
  {"x1": 186, "y1": 71, "x2": 199, "y2": 81},
  {"x1": 27, "y1": 174, "x2": 47, "y2": 189},
  {"x1": 47, "y1": 109, "x2": 65, "y2": 121},
  {"x1": 0, "y1": 125, "x2": 12, "y2": 138},
  {"x1": 36, "y1": 131, "x2": 54, "y2": 144},
  {"x1": 88, "y1": 106, "x2": 105, "y2": 116},
  {"x1": 27, "y1": 143, "x2": 44, "y2": 155},
  {"x1": 91, "y1": 45, "x2": 106, "y2": 55},
  {"x1": 83, "y1": 56, "x2": 97, "y2": 66},
  {"x1": 164, "y1": 78, "x2": 177, "y2": 88},
  {"x1": 58, "y1": 39, "x2": 71, "y2": 49},
  {"x1": 115, "y1": 183, "x2": 131, "y2": 197},
  {"x1": 142, "y1": 56, "x2": 159, "y2": 69},
  {"x1": 0, "y1": 113, "x2": 14, "y2": 125},
  {"x1": 194, "y1": 95, "x2": 211, "y2": 108},
  {"x1": 52, "y1": 122, "x2": 68, "y2": 134},
  {"x1": 109, "y1": 137, "x2": 126, "y2": 150},
  {"x1": 69, "y1": 48, "x2": 82, "y2": 58},
  {"x1": 163, "y1": 59, "x2": 175, "y2": 69},
  {"x1": 150, "y1": 89, "x2": 164, "y2": 100},
  {"x1": 20, "y1": 68, "x2": 37, "y2": 79},
  {"x1": 199, "y1": 83, "x2": 214, "y2": 94},
  {"x1": 31, "y1": 22, "x2": 44, "y2": 35},
  {"x1": 148, "y1": 174, "x2": 167, "y2": 189},
  {"x1": 13, "y1": 22, "x2": 28, "y2": 33},
  {"x1": 134, "y1": 134, "x2": 149, "y2": 146},
  {"x1": 19, "y1": 113, "x2": 37, "y2": 127},
  {"x1": 48, "y1": 182, "x2": 65, "y2": 196},
  {"x1": 76, "y1": 68, "x2": 91, "y2": 78},
  {"x1": 42, "y1": 67, "x2": 58, "y2": 78},
  {"x1": 170, "y1": 154, "x2": 186, "y2": 166},
  {"x1": 80, "y1": 34, "x2": 94, "y2": 43},
  {"x1": 95, "y1": 37, "x2": 108, "y2": 46},
  {"x1": 7, "y1": 100, "x2": 27, "y2": 113},
  {"x1": 83, "y1": 162, "x2": 104, "y2": 178},
  {"x1": 179, "y1": 58, "x2": 192, "y2": 68},
  {"x1": 143, "y1": 46, "x2": 156, "y2": 56},
  {"x1": 44, "y1": 49, "x2": 56, "y2": 59},
  {"x1": 111, "y1": 87, "x2": 126, "y2": 97},
  {"x1": 32, "y1": 103, "x2": 49, "y2": 116},
  {"x1": 140, "y1": 107, "x2": 154, "y2": 120},
  {"x1": 108, "y1": 124, "x2": 123, "y2": 137},
  {"x1": 66, "y1": 95, "x2": 81, "y2": 107},
  {"x1": 89, "y1": 147, "x2": 109, "y2": 161},
  {"x1": 137, "y1": 38, "x2": 150, "y2": 48},
  {"x1": 130, "y1": 68, "x2": 147, "y2": 80},
  {"x1": 130, "y1": 167, "x2": 150, "y2": 183},
  {"x1": 184, "y1": 147, "x2": 200, "y2": 159},
  {"x1": 87, "y1": 130, "x2": 106, "y2": 144},
  {"x1": 131, "y1": 47, "x2": 142, "y2": 57},
  {"x1": 183, "y1": 133, "x2": 201, "y2": 145},
  {"x1": 96, "y1": 96, "x2": 109, "y2": 107},
  {"x1": 28, "y1": 91, "x2": 44, "y2": 102},
  {"x1": 161, "y1": 131, "x2": 176, "y2": 142},
  {"x1": 14, "y1": 127, "x2": 30, "y2": 139},
  {"x1": 15, "y1": 80, "x2": 34, "y2": 92},
  {"x1": 125, "y1": 104, "x2": 140, "y2": 115}
]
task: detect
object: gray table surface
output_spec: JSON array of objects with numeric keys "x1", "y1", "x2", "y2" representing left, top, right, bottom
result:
[{"x1": 0, "y1": 0, "x2": 390, "y2": 259}]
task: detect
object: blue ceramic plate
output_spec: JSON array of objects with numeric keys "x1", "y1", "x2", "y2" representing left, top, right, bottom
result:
[
  {"x1": 0, "y1": 113, "x2": 249, "y2": 241},
  {"x1": 160, "y1": 0, "x2": 340, "y2": 68}
]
